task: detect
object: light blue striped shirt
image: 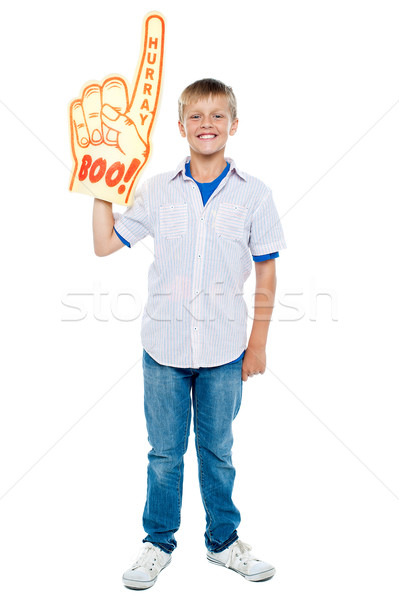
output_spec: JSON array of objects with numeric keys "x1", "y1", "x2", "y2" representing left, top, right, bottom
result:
[{"x1": 113, "y1": 157, "x2": 287, "y2": 368}]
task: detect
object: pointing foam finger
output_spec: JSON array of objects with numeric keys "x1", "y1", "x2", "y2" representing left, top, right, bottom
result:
[{"x1": 129, "y1": 12, "x2": 165, "y2": 143}]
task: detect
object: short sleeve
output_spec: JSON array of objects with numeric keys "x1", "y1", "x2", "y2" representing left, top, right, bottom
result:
[
  {"x1": 252, "y1": 251, "x2": 279, "y2": 262},
  {"x1": 113, "y1": 182, "x2": 152, "y2": 248},
  {"x1": 249, "y1": 188, "x2": 287, "y2": 255}
]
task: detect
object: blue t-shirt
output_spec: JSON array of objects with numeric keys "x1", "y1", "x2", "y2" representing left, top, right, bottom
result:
[{"x1": 185, "y1": 161, "x2": 230, "y2": 206}]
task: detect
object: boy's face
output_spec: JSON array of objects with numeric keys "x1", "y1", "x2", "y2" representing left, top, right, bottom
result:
[{"x1": 178, "y1": 95, "x2": 238, "y2": 159}]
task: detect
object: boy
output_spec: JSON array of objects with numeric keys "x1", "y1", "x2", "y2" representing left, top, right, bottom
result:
[{"x1": 93, "y1": 79, "x2": 286, "y2": 590}]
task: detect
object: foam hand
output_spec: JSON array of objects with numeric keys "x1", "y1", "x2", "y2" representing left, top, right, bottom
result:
[{"x1": 69, "y1": 12, "x2": 165, "y2": 206}]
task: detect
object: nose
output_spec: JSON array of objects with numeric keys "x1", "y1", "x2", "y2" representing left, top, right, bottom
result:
[{"x1": 201, "y1": 115, "x2": 212, "y2": 128}]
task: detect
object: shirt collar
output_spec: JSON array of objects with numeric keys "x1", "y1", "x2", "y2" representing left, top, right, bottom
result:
[{"x1": 168, "y1": 157, "x2": 247, "y2": 182}]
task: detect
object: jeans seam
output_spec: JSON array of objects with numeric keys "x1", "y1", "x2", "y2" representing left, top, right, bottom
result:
[
  {"x1": 194, "y1": 390, "x2": 214, "y2": 543},
  {"x1": 176, "y1": 399, "x2": 191, "y2": 529}
]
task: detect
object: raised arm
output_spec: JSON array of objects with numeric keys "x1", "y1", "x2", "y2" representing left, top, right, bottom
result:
[{"x1": 93, "y1": 198, "x2": 125, "y2": 256}]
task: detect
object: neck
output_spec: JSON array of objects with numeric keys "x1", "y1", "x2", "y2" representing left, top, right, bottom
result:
[{"x1": 189, "y1": 152, "x2": 227, "y2": 183}]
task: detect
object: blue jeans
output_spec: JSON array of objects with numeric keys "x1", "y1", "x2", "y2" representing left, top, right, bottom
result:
[{"x1": 141, "y1": 349, "x2": 243, "y2": 554}]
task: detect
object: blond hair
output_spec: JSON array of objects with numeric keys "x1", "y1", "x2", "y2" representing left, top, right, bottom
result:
[{"x1": 178, "y1": 78, "x2": 237, "y2": 122}]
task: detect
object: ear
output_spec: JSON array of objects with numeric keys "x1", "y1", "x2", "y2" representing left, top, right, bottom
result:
[
  {"x1": 229, "y1": 118, "x2": 239, "y2": 136},
  {"x1": 178, "y1": 121, "x2": 186, "y2": 138}
]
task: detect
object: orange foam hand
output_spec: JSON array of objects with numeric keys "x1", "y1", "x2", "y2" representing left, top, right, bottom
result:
[{"x1": 69, "y1": 12, "x2": 165, "y2": 206}]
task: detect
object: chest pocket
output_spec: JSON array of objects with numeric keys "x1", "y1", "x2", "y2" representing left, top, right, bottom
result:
[
  {"x1": 159, "y1": 203, "x2": 188, "y2": 238},
  {"x1": 215, "y1": 202, "x2": 248, "y2": 241}
]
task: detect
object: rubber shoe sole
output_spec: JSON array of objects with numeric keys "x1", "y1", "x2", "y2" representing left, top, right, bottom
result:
[
  {"x1": 122, "y1": 556, "x2": 171, "y2": 590},
  {"x1": 207, "y1": 554, "x2": 276, "y2": 582}
]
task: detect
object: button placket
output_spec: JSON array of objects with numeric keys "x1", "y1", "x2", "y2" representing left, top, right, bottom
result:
[
  {"x1": 190, "y1": 183, "x2": 207, "y2": 367},
  {"x1": 185, "y1": 172, "x2": 232, "y2": 367}
]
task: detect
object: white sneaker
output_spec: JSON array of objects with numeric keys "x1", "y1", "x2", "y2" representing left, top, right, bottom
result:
[
  {"x1": 207, "y1": 539, "x2": 276, "y2": 582},
  {"x1": 122, "y1": 542, "x2": 172, "y2": 590}
]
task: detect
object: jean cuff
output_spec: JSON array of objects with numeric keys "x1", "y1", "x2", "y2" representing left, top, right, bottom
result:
[{"x1": 206, "y1": 530, "x2": 239, "y2": 553}]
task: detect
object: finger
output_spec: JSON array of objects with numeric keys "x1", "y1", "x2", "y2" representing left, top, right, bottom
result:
[
  {"x1": 82, "y1": 84, "x2": 103, "y2": 145},
  {"x1": 102, "y1": 77, "x2": 129, "y2": 112},
  {"x1": 102, "y1": 77, "x2": 129, "y2": 144},
  {"x1": 129, "y1": 12, "x2": 165, "y2": 143},
  {"x1": 101, "y1": 104, "x2": 141, "y2": 138},
  {"x1": 71, "y1": 100, "x2": 89, "y2": 147}
]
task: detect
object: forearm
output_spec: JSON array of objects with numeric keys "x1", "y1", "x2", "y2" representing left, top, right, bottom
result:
[
  {"x1": 247, "y1": 263, "x2": 277, "y2": 350},
  {"x1": 93, "y1": 197, "x2": 123, "y2": 256}
]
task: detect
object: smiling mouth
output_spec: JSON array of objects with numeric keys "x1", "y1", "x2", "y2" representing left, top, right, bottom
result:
[{"x1": 198, "y1": 134, "x2": 217, "y2": 139}]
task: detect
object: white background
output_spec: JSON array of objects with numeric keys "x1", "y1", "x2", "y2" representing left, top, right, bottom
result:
[{"x1": 1, "y1": 0, "x2": 399, "y2": 598}]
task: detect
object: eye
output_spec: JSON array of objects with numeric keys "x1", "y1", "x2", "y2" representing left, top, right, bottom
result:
[
  {"x1": 214, "y1": 114, "x2": 224, "y2": 119},
  {"x1": 190, "y1": 115, "x2": 200, "y2": 119}
]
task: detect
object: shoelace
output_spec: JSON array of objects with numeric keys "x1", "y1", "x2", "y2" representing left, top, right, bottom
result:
[
  {"x1": 225, "y1": 540, "x2": 260, "y2": 569},
  {"x1": 131, "y1": 543, "x2": 162, "y2": 572}
]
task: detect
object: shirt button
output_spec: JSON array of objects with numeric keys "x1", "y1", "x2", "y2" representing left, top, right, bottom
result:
[
  {"x1": 195, "y1": 291, "x2": 199, "y2": 295},
  {"x1": 200, "y1": 217, "x2": 204, "y2": 221},
  {"x1": 194, "y1": 327, "x2": 197, "y2": 331},
  {"x1": 197, "y1": 254, "x2": 201, "y2": 258}
]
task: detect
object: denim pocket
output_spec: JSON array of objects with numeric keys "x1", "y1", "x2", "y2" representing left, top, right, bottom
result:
[
  {"x1": 215, "y1": 202, "x2": 248, "y2": 241},
  {"x1": 160, "y1": 203, "x2": 188, "y2": 238}
]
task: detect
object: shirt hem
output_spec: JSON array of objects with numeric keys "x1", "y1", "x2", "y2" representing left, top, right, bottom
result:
[{"x1": 143, "y1": 345, "x2": 247, "y2": 369}]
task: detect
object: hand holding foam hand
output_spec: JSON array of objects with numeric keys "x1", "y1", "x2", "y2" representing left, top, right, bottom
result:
[{"x1": 69, "y1": 12, "x2": 165, "y2": 206}]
